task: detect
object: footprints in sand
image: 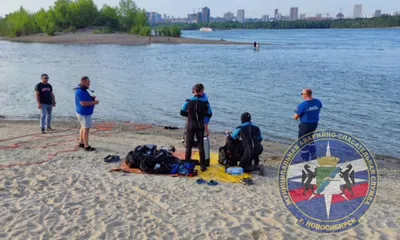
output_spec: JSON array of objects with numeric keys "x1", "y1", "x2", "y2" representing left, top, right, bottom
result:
[{"x1": 1, "y1": 126, "x2": 400, "y2": 239}]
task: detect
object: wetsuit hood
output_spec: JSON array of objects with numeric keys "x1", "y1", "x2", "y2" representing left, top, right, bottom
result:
[{"x1": 241, "y1": 112, "x2": 251, "y2": 124}]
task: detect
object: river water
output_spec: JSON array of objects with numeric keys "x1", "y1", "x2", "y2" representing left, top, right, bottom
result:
[{"x1": 0, "y1": 29, "x2": 399, "y2": 157}]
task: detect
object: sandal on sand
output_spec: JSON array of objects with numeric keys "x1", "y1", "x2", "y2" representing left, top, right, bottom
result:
[
  {"x1": 196, "y1": 178, "x2": 206, "y2": 184},
  {"x1": 242, "y1": 178, "x2": 254, "y2": 186},
  {"x1": 84, "y1": 146, "x2": 96, "y2": 152},
  {"x1": 207, "y1": 180, "x2": 219, "y2": 186},
  {"x1": 79, "y1": 143, "x2": 85, "y2": 148},
  {"x1": 104, "y1": 155, "x2": 120, "y2": 163}
]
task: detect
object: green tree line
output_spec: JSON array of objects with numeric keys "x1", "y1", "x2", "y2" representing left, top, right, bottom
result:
[
  {"x1": 0, "y1": 0, "x2": 180, "y2": 37},
  {"x1": 153, "y1": 26, "x2": 182, "y2": 37},
  {"x1": 162, "y1": 15, "x2": 400, "y2": 30}
]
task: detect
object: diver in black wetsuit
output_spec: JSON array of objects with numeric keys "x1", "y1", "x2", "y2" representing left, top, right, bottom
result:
[
  {"x1": 180, "y1": 83, "x2": 213, "y2": 172},
  {"x1": 227, "y1": 112, "x2": 264, "y2": 174}
]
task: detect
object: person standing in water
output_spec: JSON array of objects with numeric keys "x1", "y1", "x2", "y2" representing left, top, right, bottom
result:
[
  {"x1": 35, "y1": 73, "x2": 56, "y2": 134},
  {"x1": 294, "y1": 88, "x2": 323, "y2": 161},
  {"x1": 181, "y1": 83, "x2": 213, "y2": 172}
]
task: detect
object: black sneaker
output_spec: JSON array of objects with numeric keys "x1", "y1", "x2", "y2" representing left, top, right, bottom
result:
[
  {"x1": 78, "y1": 143, "x2": 85, "y2": 148},
  {"x1": 41, "y1": 128, "x2": 45, "y2": 134},
  {"x1": 84, "y1": 146, "x2": 96, "y2": 152}
]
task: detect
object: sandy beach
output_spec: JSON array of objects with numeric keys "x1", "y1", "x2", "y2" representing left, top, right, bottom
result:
[
  {"x1": 0, "y1": 119, "x2": 399, "y2": 239},
  {"x1": 1, "y1": 31, "x2": 250, "y2": 45}
]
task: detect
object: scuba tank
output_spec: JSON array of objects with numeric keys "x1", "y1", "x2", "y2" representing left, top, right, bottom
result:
[{"x1": 204, "y1": 136, "x2": 211, "y2": 167}]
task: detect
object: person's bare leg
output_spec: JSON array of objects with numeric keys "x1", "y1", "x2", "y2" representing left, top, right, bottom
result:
[
  {"x1": 83, "y1": 128, "x2": 90, "y2": 148},
  {"x1": 79, "y1": 127, "x2": 84, "y2": 145},
  {"x1": 205, "y1": 124, "x2": 209, "y2": 136}
]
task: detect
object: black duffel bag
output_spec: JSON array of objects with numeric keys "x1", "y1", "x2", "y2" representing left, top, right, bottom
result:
[
  {"x1": 126, "y1": 145, "x2": 181, "y2": 174},
  {"x1": 125, "y1": 144, "x2": 157, "y2": 169},
  {"x1": 218, "y1": 136, "x2": 244, "y2": 167}
]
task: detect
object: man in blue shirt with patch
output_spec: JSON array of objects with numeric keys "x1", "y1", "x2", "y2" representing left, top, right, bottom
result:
[
  {"x1": 227, "y1": 112, "x2": 265, "y2": 175},
  {"x1": 294, "y1": 88, "x2": 322, "y2": 161},
  {"x1": 75, "y1": 76, "x2": 99, "y2": 152},
  {"x1": 180, "y1": 83, "x2": 212, "y2": 172}
]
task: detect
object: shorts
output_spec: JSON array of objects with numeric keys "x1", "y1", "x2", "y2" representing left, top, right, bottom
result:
[{"x1": 76, "y1": 114, "x2": 92, "y2": 128}]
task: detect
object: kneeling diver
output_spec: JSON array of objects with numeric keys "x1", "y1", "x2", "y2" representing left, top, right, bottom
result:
[{"x1": 226, "y1": 112, "x2": 265, "y2": 175}]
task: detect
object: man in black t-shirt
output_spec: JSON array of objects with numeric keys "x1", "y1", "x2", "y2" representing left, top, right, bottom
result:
[{"x1": 35, "y1": 74, "x2": 56, "y2": 133}]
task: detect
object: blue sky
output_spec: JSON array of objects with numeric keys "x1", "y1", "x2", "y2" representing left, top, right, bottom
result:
[{"x1": 1, "y1": 0, "x2": 399, "y2": 18}]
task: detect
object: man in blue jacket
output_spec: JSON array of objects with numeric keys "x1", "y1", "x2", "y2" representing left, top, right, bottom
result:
[
  {"x1": 75, "y1": 76, "x2": 99, "y2": 152},
  {"x1": 294, "y1": 88, "x2": 323, "y2": 161},
  {"x1": 180, "y1": 83, "x2": 212, "y2": 171}
]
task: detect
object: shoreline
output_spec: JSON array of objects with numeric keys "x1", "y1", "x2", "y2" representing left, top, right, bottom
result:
[
  {"x1": 1, "y1": 117, "x2": 399, "y2": 163},
  {"x1": 0, "y1": 31, "x2": 251, "y2": 45}
]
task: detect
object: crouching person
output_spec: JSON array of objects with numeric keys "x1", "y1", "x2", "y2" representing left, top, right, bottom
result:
[{"x1": 227, "y1": 112, "x2": 264, "y2": 175}]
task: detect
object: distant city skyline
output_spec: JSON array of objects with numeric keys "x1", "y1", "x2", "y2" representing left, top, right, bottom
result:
[{"x1": 1, "y1": 0, "x2": 399, "y2": 18}]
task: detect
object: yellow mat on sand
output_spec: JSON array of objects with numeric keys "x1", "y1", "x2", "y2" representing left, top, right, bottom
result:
[{"x1": 192, "y1": 151, "x2": 251, "y2": 183}]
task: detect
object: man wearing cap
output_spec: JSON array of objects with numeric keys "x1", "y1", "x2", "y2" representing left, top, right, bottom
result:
[
  {"x1": 294, "y1": 88, "x2": 323, "y2": 161},
  {"x1": 35, "y1": 73, "x2": 56, "y2": 134},
  {"x1": 226, "y1": 112, "x2": 264, "y2": 174},
  {"x1": 180, "y1": 83, "x2": 213, "y2": 171},
  {"x1": 75, "y1": 76, "x2": 99, "y2": 152}
]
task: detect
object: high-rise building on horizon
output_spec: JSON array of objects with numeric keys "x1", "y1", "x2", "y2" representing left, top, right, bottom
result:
[
  {"x1": 237, "y1": 9, "x2": 245, "y2": 23},
  {"x1": 196, "y1": 12, "x2": 203, "y2": 23},
  {"x1": 300, "y1": 14, "x2": 306, "y2": 20},
  {"x1": 274, "y1": 9, "x2": 279, "y2": 19},
  {"x1": 223, "y1": 12, "x2": 235, "y2": 21},
  {"x1": 354, "y1": 4, "x2": 363, "y2": 18},
  {"x1": 290, "y1": 7, "x2": 299, "y2": 20},
  {"x1": 374, "y1": 10, "x2": 382, "y2": 17},
  {"x1": 202, "y1": 7, "x2": 210, "y2": 23},
  {"x1": 187, "y1": 13, "x2": 198, "y2": 23},
  {"x1": 262, "y1": 15, "x2": 269, "y2": 22},
  {"x1": 149, "y1": 12, "x2": 162, "y2": 25}
]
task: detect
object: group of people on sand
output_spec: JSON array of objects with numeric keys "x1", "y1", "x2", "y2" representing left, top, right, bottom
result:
[
  {"x1": 179, "y1": 83, "x2": 322, "y2": 172},
  {"x1": 35, "y1": 74, "x2": 99, "y2": 151},
  {"x1": 35, "y1": 75, "x2": 322, "y2": 171}
]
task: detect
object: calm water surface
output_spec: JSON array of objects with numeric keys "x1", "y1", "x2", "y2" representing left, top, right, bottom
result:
[{"x1": 0, "y1": 29, "x2": 399, "y2": 157}]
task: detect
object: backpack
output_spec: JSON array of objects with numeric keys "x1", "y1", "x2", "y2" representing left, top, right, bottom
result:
[
  {"x1": 152, "y1": 149, "x2": 181, "y2": 174},
  {"x1": 218, "y1": 136, "x2": 244, "y2": 167},
  {"x1": 178, "y1": 162, "x2": 198, "y2": 176},
  {"x1": 125, "y1": 144, "x2": 157, "y2": 170},
  {"x1": 218, "y1": 146, "x2": 228, "y2": 166},
  {"x1": 126, "y1": 145, "x2": 182, "y2": 174}
]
